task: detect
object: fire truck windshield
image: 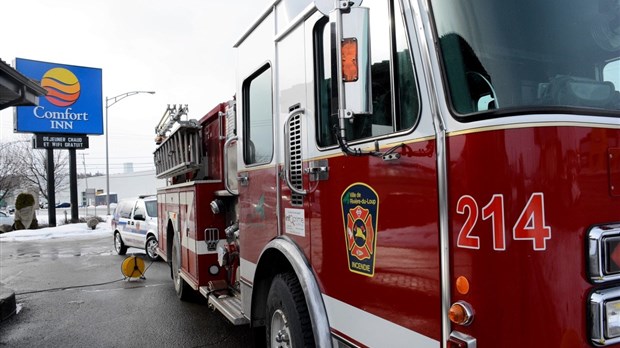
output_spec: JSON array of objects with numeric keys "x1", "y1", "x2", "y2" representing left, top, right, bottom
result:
[{"x1": 430, "y1": 0, "x2": 620, "y2": 118}]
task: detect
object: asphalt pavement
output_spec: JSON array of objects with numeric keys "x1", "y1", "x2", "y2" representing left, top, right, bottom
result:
[{"x1": 0, "y1": 234, "x2": 253, "y2": 347}]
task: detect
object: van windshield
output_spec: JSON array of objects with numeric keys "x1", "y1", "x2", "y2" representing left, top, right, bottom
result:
[{"x1": 430, "y1": 0, "x2": 620, "y2": 117}]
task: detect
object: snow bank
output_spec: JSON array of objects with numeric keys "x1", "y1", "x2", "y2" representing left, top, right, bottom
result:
[{"x1": 0, "y1": 222, "x2": 111, "y2": 242}]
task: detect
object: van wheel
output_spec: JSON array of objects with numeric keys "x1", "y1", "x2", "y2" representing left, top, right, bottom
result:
[
  {"x1": 171, "y1": 236, "x2": 190, "y2": 300},
  {"x1": 114, "y1": 232, "x2": 127, "y2": 255},
  {"x1": 145, "y1": 236, "x2": 159, "y2": 261},
  {"x1": 266, "y1": 273, "x2": 314, "y2": 348}
]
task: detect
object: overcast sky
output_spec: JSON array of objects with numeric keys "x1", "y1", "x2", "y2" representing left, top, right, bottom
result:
[{"x1": 0, "y1": 0, "x2": 270, "y2": 174}]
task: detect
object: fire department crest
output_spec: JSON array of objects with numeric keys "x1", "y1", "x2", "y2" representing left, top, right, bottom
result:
[{"x1": 341, "y1": 183, "x2": 379, "y2": 277}]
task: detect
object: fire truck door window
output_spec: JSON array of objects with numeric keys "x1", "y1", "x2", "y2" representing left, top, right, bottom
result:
[
  {"x1": 314, "y1": 0, "x2": 420, "y2": 147},
  {"x1": 242, "y1": 64, "x2": 274, "y2": 165}
]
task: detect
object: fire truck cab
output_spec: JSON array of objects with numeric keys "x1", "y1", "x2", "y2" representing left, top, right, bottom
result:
[{"x1": 155, "y1": 0, "x2": 620, "y2": 347}]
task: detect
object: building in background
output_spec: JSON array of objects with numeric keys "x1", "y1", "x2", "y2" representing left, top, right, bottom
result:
[
  {"x1": 123, "y1": 163, "x2": 134, "y2": 173},
  {"x1": 55, "y1": 169, "x2": 166, "y2": 206}
]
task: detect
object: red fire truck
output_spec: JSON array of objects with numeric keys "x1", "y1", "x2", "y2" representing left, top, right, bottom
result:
[{"x1": 154, "y1": 0, "x2": 620, "y2": 346}]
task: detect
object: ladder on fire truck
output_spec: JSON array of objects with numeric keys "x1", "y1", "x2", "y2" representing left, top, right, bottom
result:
[{"x1": 153, "y1": 104, "x2": 202, "y2": 179}]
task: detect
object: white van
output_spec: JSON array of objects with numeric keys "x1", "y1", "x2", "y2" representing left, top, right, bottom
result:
[{"x1": 111, "y1": 195, "x2": 158, "y2": 260}]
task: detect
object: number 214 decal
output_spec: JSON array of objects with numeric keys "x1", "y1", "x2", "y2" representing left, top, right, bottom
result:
[{"x1": 456, "y1": 193, "x2": 551, "y2": 251}]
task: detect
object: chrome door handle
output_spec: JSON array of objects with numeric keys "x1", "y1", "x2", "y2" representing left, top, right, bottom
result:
[
  {"x1": 237, "y1": 173, "x2": 249, "y2": 186},
  {"x1": 304, "y1": 159, "x2": 329, "y2": 182}
]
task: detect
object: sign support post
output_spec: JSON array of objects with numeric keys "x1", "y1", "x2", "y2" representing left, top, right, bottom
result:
[
  {"x1": 46, "y1": 149, "x2": 56, "y2": 227},
  {"x1": 69, "y1": 149, "x2": 78, "y2": 223}
]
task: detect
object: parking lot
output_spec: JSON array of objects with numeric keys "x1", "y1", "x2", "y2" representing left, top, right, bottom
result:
[{"x1": 0, "y1": 232, "x2": 252, "y2": 347}]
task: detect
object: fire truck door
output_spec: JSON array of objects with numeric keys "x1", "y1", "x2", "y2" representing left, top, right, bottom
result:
[
  {"x1": 236, "y1": 64, "x2": 279, "y2": 263},
  {"x1": 300, "y1": 3, "x2": 444, "y2": 346}
]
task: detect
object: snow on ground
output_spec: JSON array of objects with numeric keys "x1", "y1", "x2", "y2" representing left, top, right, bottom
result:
[
  {"x1": 0, "y1": 223, "x2": 112, "y2": 242},
  {"x1": 0, "y1": 213, "x2": 112, "y2": 242}
]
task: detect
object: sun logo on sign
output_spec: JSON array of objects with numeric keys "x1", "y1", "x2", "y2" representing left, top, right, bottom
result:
[{"x1": 41, "y1": 67, "x2": 81, "y2": 107}]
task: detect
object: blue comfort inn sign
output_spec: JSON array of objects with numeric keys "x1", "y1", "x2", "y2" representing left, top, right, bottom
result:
[{"x1": 15, "y1": 58, "x2": 103, "y2": 135}]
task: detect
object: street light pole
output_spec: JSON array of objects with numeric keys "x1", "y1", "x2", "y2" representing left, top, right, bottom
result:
[{"x1": 105, "y1": 91, "x2": 155, "y2": 215}]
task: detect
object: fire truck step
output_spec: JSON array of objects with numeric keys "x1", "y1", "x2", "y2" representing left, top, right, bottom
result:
[{"x1": 200, "y1": 287, "x2": 249, "y2": 325}]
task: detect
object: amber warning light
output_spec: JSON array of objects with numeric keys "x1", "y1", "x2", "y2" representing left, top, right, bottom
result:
[
  {"x1": 449, "y1": 301, "x2": 474, "y2": 326},
  {"x1": 605, "y1": 236, "x2": 620, "y2": 274},
  {"x1": 341, "y1": 37, "x2": 359, "y2": 82}
]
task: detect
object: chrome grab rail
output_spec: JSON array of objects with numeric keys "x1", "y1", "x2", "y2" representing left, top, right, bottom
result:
[{"x1": 223, "y1": 136, "x2": 238, "y2": 195}]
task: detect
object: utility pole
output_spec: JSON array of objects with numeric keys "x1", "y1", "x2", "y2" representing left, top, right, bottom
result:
[{"x1": 82, "y1": 153, "x2": 88, "y2": 189}]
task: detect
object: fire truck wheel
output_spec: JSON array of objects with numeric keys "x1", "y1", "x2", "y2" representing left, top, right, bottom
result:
[
  {"x1": 145, "y1": 236, "x2": 159, "y2": 261},
  {"x1": 171, "y1": 238, "x2": 190, "y2": 300},
  {"x1": 266, "y1": 272, "x2": 314, "y2": 348},
  {"x1": 114, "y1": 232, "x2": 127, "y2": 255}
]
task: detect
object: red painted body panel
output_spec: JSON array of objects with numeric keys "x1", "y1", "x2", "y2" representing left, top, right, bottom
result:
[
  {"x1": 200, "y1": 103, "x2": 227, "y2": 181},
  {"x1": 156, "y1": 104, "x2": 229, "y2": 287},
  {"x1": 156, "y1": 193, "x2": 184, "y2": 261},
  {"x1": 198, "y1": 102, "x2": 227, "y2": 125},
  {"x1": 238, "y1": 167, "x2": 279, "y2": 271},
  {"x1": 157, "y1": 182, "x2": 227, "y2": 288},
  {"x1": 156, "y1": 192, "x2": 169, "y2": 260},
  {"x1": 448, "y1": 126, "x2": 620, "y2": 347}
]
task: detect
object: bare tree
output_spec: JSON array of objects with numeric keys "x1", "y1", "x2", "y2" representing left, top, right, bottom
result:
[
  {"x1": 12, "y1": 140, "x2": 69, "y2": 204},
  {"x1": 0, "y1": 142, "x2": 27, "y2": 206}
]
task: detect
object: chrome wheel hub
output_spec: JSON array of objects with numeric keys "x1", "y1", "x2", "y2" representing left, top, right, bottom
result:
[
  {"x1": 270, "y1": 309, "x2": 291, "y2": 348},
  {"x1": 147, "y1": 239, "x2": 157, "y2": 258}
]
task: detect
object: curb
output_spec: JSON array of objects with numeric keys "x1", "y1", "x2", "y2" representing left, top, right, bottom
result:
[{"x1": 0, "y1": 286, "x2": 17, "y2": 322}]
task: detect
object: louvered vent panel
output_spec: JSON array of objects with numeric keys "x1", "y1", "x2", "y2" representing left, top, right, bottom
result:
[{"x1": 288, "y1": 114, "x2": 303, "y2": 206}]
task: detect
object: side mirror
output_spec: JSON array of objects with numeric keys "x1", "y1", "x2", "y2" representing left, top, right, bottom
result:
[
  {"x1": 330, "y1": 6, "x2": 372, "y2": 116},
  {"x1": 133, "y1": 214, "x2": 145, "y2": 221}
]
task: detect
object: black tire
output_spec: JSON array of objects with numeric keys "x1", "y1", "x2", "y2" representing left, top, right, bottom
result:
[
  {"x1": 171, "y1": 236, "x2": 190, "y2": 300},
  {"x1": 266, "y1": 272, "x2": 315, "y2": 348},
  {"x1": 114, "y1": 232, "x2": 127, "y2": 255},
  {"x1": 145, "y1": 235, "x2": 159, "y2": 261}
]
